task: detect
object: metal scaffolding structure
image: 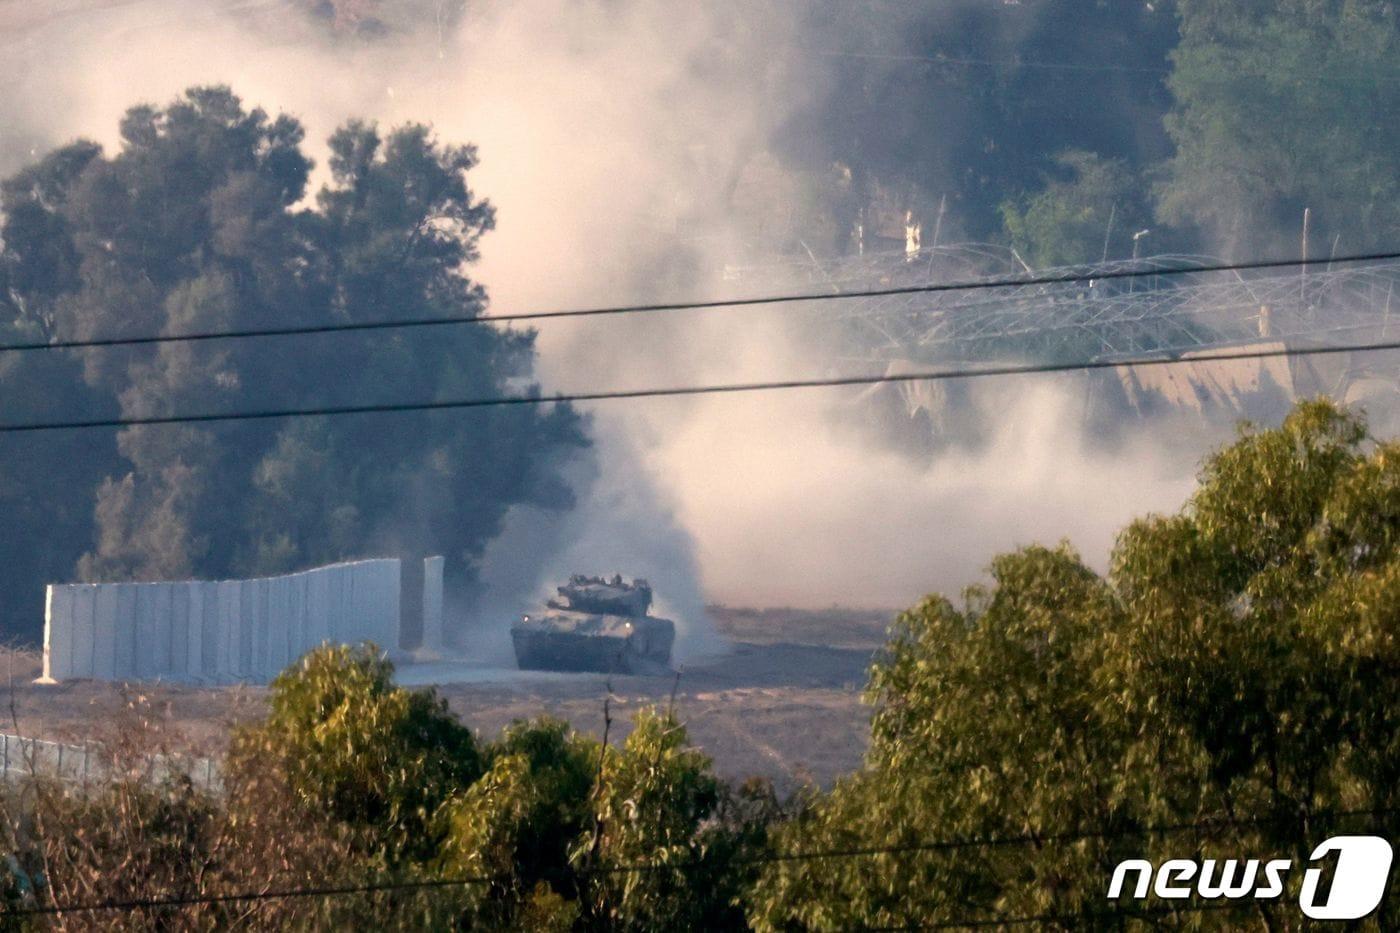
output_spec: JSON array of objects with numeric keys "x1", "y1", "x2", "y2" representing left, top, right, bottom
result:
[{"x1": 722, "y1": 246, "x2": 1400, "y2": 364}]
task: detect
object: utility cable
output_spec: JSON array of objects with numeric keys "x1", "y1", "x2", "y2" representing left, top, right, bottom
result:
[
  {"x1": 9, "y1": 807, "x2": 1393, "y2": 916},
  {"x1": 3, "y1": 251, "x2": 1398, "y2": 354},
  {"x1": 4, "y1": 336, "x2": 1400, "y2": 434}
]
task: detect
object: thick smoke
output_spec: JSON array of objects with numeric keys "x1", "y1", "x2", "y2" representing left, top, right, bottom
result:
[{"x1": 1, "y1": 1, "x2": 1217, "y2": 652}]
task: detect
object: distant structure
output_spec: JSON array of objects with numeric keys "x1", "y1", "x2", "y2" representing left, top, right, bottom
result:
[
  {"x1": 720, "y1": 245, "x2": 1400, "y2": 426},
  {"x1": 420, "y1": 555, "x2": 446, "y2": 656},
  {"x1": 512, "y1": 575, "x2": 675, "y2": 675},
  {"x1": 853, "y1": 204, "x2": 923, "y2": 259},
  {"x1": 41, "y1": 557, "x2": 444, "y2": 685}
]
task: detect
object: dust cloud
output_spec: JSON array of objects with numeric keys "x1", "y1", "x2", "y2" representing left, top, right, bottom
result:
[{"x1": 0, "y1": 0, "x2": 1213, "y2": 652}]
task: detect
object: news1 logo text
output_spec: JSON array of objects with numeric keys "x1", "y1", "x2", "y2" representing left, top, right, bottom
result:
[{"x1": 1108, "y1": 836, "x2": 1394, "y2": 920}]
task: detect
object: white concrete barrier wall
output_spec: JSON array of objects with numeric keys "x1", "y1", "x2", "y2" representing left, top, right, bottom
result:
[
  {"x1": 421, "y1": 556, "x2": 445, "y2": 654},
  {"x1": 42, "y1": 559, "x2": 406, "y2": 685}
]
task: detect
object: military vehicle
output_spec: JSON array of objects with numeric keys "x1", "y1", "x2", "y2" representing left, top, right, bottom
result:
[{"x1": 512, "y1": 574, "x2": 675, "y2": 674}]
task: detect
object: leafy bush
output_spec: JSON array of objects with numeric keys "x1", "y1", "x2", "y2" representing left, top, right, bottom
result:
[
  {"x1": 438, "y1": 709, "x2": 777, "y2": 931},
  {"x1": 752, "y1": 399, "x2": 1400, "y2": 929},
  {"x1": 438, "y1": 716, "x2": 598, "y2": 925},
  {"x1": 573, "y1": 708, "x2": 736, "y2": 931},
  {"x1": 230, "y1": 643, "x2": 482, "y2": 862}
]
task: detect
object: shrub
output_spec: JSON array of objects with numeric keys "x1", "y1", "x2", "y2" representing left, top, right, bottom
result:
[{"x1": 229, "y1": 643, "x2": 482, "y2": 862}]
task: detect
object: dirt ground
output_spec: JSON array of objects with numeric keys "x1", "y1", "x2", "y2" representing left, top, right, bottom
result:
[{"x1": 1, "y1": 606, "x2": 895, "y2": 791}]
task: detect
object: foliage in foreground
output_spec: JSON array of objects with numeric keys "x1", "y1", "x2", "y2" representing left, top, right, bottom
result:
[
  {"x1": 0, "y1": 645, "x2": 774, "y2": 930},
  {"x1": 751, "y1": 399, "x2": 1400, "y2": 929},
  {"x1": 230, "y1": 643, "x2": 482, "y2": 863},
  {"x1": 4, "y1": 399, "x2": 1400, "y2": 930}
]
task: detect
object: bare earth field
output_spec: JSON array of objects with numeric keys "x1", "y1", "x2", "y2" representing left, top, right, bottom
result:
[{"x1": 0, "y1": 607, "x2": 896, "y2": 791}]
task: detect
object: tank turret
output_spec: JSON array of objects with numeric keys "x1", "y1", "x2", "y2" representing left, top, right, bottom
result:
[{"x1": 548, "y1": 574, "x2": 653, "y2": 617}]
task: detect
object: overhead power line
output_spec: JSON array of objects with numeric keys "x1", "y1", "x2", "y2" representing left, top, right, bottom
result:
[
  {"x1": 3, "y1": 337, "x2": 1399, "y2": 435},
  {"x1": 4, "y1": 251, "x2": 1400, "y2": 354},
  {"x1": 10, "y1": 807, "x2": 1390, "y2": 917},
  {"x1": 7, "y1": 875, "x2": 499, "y2": 918}
]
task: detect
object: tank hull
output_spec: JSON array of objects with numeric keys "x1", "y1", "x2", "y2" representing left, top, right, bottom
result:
[{"x1": 511, "y1": 611, "x2": 675, "y2": 675}]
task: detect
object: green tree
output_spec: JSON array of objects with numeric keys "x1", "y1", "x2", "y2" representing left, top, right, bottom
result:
[
  {"x1": 1001, "y1": 150, "x2": 1145, "y2": 268},
  {"x1": 438, "y1": 716, "x2": 598, "y2": 928},
  {"x1": 1160, "y1": 0, "x2": 1400, "y2": 257},
  {"x1": 0, "y1": 86, "x2": 588, "y2": 641},
  {"x1": 796, "y1": 0, "x2": 1176, "y2": 243},
  {"x1": 230, "y1": 643, "x2": 482, "y2": 862},
  {"x1": 573, "y1": 708, "x2": 745, "y2": 931},
  {"x1": 436, "y1": 707, "x2": 772, "y2": 931},
  {"x1": 0, "y1": 142, "x2": 122, "y2": 639},
  {"x1": 752, "y1": 399, "x2": 1400, "y2": 929}
]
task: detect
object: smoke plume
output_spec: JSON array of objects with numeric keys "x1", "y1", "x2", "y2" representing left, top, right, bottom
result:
[{"x1": 0, "y1": 0, "x2": 1218, "y2": 655}]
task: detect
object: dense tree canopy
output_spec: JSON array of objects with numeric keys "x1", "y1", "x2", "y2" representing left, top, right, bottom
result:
[
  {"x1": 1000, "y1": 150, "x2": 1149, "y2": 268},
  {"x1": 230, "y1": 649, "x2": 768, "y2": 929},
  {"x1": 782, "y1": 0, "x2": 1178, "y2": 248},
  {"x1": 781, "y1": 0, "x2": 1400, "y2": 264},
  {"x1": 231, "y1": 643, "x2": 482, "y2": 863},
  {"x1": 0, "y1": 86, "x2": 587, "y2": 640},
  {"x1": 1159, "y1": 0, "x2": 1400, "y2": 257},
  {"x1": 751, "y1": 399, "x2": 1400, "y2": 929}
]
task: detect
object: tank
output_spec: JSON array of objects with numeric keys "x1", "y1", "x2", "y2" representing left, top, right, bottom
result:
[{"x1": 512, "y1": 574, "x2": 675, "y2": 674}]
